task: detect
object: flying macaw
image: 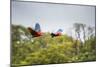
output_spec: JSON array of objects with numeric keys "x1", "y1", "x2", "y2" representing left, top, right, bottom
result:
[
  {"x1": 27, "y1": 23, "x2": 43, "y2": 37},
  {"x1": 51, "y1": 29, "x2": 63, "y2": 37}
]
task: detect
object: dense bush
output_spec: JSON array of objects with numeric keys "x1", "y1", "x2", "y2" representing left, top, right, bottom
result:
[{"x1": 11, "y1": 25, "x2": 96, "y2": 66}]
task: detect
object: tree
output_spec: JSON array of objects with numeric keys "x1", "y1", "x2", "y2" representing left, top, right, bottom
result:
[
  {"x1": 80, "y1": 24, "x2": 86, "y2": 43},
  {"x1": 73, "y1": 23, "x2": 82, "y2": 55},
  {"x1": 12, "y1": 24, "x2": 31, "y2": 42},
  {"x1": 73, "y1": 23, "x2": 81, "y2": 41},
  {"x1": 87, "y1": 26, "x2": 95, "y2": 40}
]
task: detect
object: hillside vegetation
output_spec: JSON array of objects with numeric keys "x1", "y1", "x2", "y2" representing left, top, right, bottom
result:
[{"x1": 11, "y1": 24, "x2": 96, "y2": 66}]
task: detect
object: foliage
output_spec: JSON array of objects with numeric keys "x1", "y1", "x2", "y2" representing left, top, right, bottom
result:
[{"x1": 11, "y1": 24, "x2": 96, "y2": 67}]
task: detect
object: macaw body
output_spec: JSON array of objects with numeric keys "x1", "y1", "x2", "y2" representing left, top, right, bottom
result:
[
  {"x1": 51, "y1": 32, "x2": 62, "y2": 37},
  {"x1": 51, "y1": 29, "x2": 63, "y2": 37},
  {"x1": 27, "y1": 27, "x2": 42, "y2": 37}
]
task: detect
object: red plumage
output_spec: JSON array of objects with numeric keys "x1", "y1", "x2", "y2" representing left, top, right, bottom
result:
[
  {"x1": 27, "y1": 27, "x2": 42, "y2": 37},
  {"x1": 51, "y1": 32, "x2": 62, "y2": 37}
]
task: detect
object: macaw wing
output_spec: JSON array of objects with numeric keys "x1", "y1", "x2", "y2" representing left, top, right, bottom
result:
[
  {"x1": 57, "y1": 29, "x2": 63, "y2": 33},
  {"x1": 35, "y1": 23, "x2": 41, "y2": 32}
]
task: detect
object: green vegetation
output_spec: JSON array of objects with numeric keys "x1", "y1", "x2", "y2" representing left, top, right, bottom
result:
[{"x1": 11, "y1": 24, "x2": 96, "y2": 67}]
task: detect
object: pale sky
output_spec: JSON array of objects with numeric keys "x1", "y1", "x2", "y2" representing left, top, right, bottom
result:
[{"x1": 11, "y1": 1, "x2": 95, "y2": 38}]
